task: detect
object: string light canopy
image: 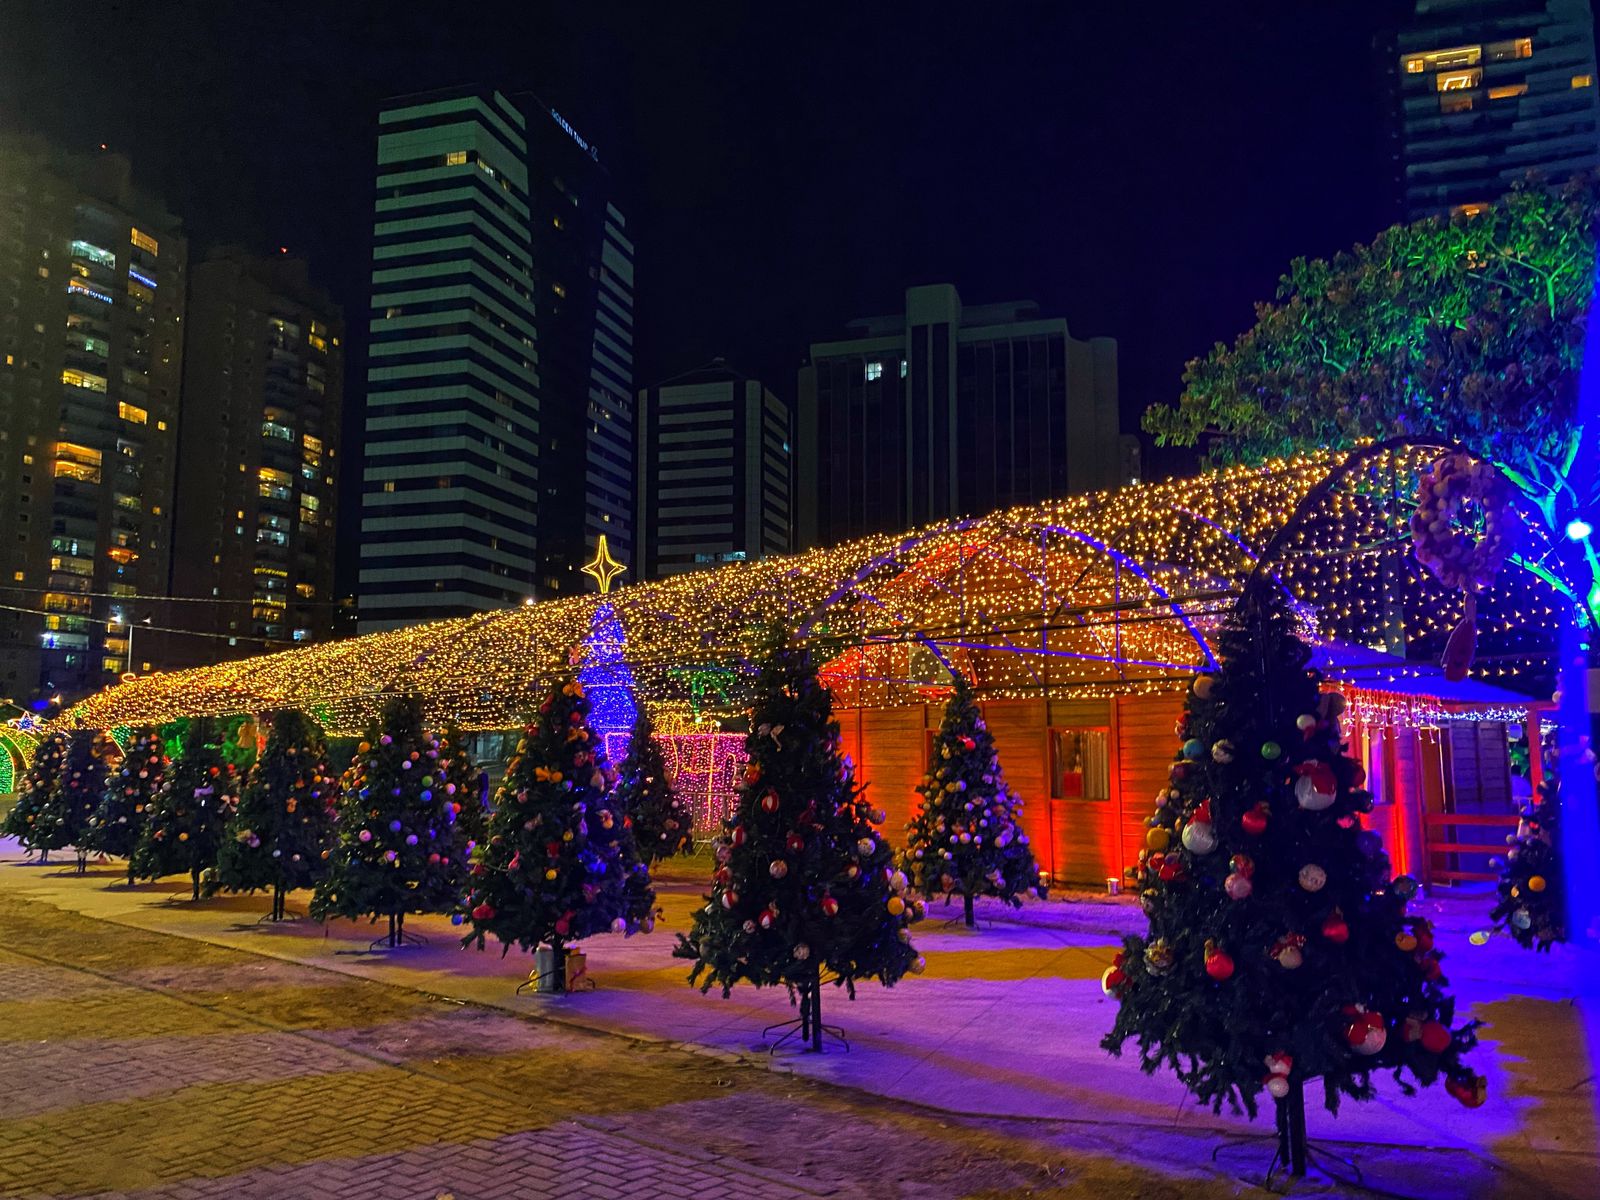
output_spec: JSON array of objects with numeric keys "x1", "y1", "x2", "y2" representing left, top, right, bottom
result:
[{"x1": 56, "y1": 444, "x2": 1573, "y2": 736}]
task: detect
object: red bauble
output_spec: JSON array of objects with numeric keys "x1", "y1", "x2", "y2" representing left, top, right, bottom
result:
[
  {"x1": 1420, "y1": 1021, "x2": 1452, "y2": 1054},
  {"x1": 785, "y1": 831, "x2": 805, "y2": 853},
  {"x1": 760, "y1": 790, "x2": 781, "y2": 814},
  {"x1": 820, "y1": 895, "x2": 839, "y2": 917},
  {"x1": 720, "y1": 890, "x2": 739, "y2": 909},
  {"x1": 1322, "y1": 912, "x2": 1350, "y2": 944},
  {"x1": 731, "y1": 825, "x2": 747, "y2": 847},
  {"x1": 1344, "y1": 1011, "x2": 1386, "y2": 1056},
  {"x1": 471, "y1": 902, "x2": 495, "y2": 921},
  {"x1": 1241, "y1": 804, "x2": 1269, "y2": 836},
  {"x1": 1446, "y1": 1073, "x2": 1487, "y2": 1108},
  {"x1": 1157, "y1": 859, "x2": 1184, "y2": 883},
  {"x1": 1204, "y1": 947, "x2": 1235, "y2": 981},
  {"x1": 758, "y1": 906, "x2": 777, "y2": 929}
]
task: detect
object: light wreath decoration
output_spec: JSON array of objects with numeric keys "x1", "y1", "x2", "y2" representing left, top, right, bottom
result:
[{"x1": 1409, "y1": 454, "x2": 1523, "y2": 681}]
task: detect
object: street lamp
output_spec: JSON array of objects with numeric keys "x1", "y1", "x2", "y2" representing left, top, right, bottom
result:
[{"x1": 125, "y1": 614, "x2": 152, "y2": 676}]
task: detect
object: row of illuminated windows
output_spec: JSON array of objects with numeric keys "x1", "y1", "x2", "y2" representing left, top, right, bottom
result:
[
  {"x1": 1437, "y1": 72, "x2": 1592, "y2": 112},
  {"x1": 1404, "y1": 37, "x2": 1531, "y2": 75}
]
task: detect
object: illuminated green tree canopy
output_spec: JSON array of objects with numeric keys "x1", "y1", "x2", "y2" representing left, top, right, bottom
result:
[{"x1": 1145, "y1": 174, "x2": 1600, "y2": 628}]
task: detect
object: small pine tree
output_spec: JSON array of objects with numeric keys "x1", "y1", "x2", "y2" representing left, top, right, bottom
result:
[
  {"x1": 461, "y1": 673, "x2": 656, "y2": 987},
  {"x1": 311, "y1": 696, "x2": 474, "y2": 946},
  {"x1": 52, "y1": 730, "x2": 119, "y2": 872},
  {"x1": 210, "y1": 710, "x2": 340, "y2": 920},
  {"x1": 1102, "y1": 588, "x2": 1484, "y2": 1174},
  {"x1": 901, "y1": 679, "x2": 1043, "y2": 926},
  {"x1": 440, "y1": 721, "x2": 488, "y2": 849},
  {"x1": 675, "y1": 633, "x2": 923, "y2": 1050},
  {"x1": 2, "y1": 732, "x2": 70, "y2": 859},
  {"x1": 614, "y1": 708, "x2": 693, "y2": 865},
  {"x1": 130, "y1": 720, "x2": 241, "y2": 899},
  {"x1": 85, "y1": 730, "x2": 167, "y2": 883}
]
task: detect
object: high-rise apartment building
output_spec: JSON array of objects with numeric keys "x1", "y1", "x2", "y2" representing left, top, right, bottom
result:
[
  {"x1": 1387, "y1": 0, "x2": 1600, "y2": 219},
  {"x1": 636, "y1": 360, "x2": 792, "y2": 578},
  {"x1": 0, "y1": 133, "x2": 186, "y2": 701},
  {"x1": 169, "y1": 249, "x2": 343, "y2": 666},
  {"x1": 520, "y1": 98, "x2": 636, "y2": 597},
  {"x1": 359, "y1": 90, "x2": 541, "y2": 631},
  {"x1": 796, "y1": 284, "x2": 1119, "y2": 549},
  {"x1": 358, "y1": 89, "x2": 636, "y2": 630}
]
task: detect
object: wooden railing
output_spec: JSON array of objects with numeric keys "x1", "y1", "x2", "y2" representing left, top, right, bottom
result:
[{"x1": 1422, "y1": 812, "x2": 1521, "y2": 886}]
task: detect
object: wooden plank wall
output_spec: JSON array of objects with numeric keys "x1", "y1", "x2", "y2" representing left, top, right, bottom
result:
[
  {"x1": 1040, "y1": 698, "x2": 1117, "y2": 886},
  {"x1": 856, "y1": 705, "x2": 933, "y2": 837},
  {"x1": 1114, "y1": 693, "x2": 1186, "y2": 880}
]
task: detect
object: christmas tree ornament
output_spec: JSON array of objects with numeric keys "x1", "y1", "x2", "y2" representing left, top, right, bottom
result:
[{"x1": 1297, "y1": 864, "x2": 1327, "y2": 892}]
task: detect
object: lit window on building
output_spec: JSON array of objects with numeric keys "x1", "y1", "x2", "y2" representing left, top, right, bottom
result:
[
  {"x1": 445, "y1": 150, "x2": 469, "y2": 166},
  {"x1": 1404, "y1": 56, "x2": 1425, "y2": 73},
  {"x1": 130, "y1": 228, "x2": 159, "y2": 255},
  {"x1": 1573, "y1": 74, "x2": 1594, "y2": 89},
  {"x1": 1451, "y1": 202, "x2": 1489, "y2": 219},
  {"x1": 118, "y1": 401, "x2": 148, "y2": 424},
  {"x1": 864, "y1": 361, "x2": 884, "y2": 382},
  {"x1": 61, "y1": 369, "x2": 108, "y2": 392},
  {"x1": 1436, "y1": 68, "x2": 1482, "y2": 91},
  {"x1": 1412, "y1": 45, "x2": 1482, "y2": 73},
  {"x1": 1487, "y1": 37, "x2": 1533, "y2": 62},
  {"x1": 899, "y1": 360, "x2": 908, "y2": 378},
  {"x1": 1487, "y1": 82, "x2": 1528, "y2": 100},
  {"x1": 70, "y1": 240, "x2": 116, "y2": 268}
]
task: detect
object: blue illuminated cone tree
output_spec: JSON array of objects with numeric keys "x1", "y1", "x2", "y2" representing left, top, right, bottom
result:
[
  {"x1": 614, "y1": 708, "x2": 693, "y2": 865},
  {"x1": 2, "y1": 732, "x2": 69, "y2": 860},
  {"x1": 675, "y1": 633, "x2": 923, "y2": 1050},
  {"x1": 461, "y1": 672, "x2": 656, "y2": 989},
  {"x1": 210, "y1": 710, "x2": 340, "y2": 920},
  {"x1": 901, "y1": 678, "x2": 1043, "y2": 926},
  {"x1": 85, "y1": 730, "x2": 167, "y2": 884},
  {"x1": 1102, "y1": 586, "x2": 1484, "y2": 1175}
]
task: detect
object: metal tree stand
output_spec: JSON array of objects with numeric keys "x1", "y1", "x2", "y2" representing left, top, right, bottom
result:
[
  {"x1": 762, "y1": 970, "x2": 849, "y2": 1054},
  {"x1": 368, "y1": 910, "x2": 428, "y2": 950},
  {"x1": 1211, "y1": 1078, "x2": 1372, "y2": 1194},
  {"x1": 517, "y1": 943, "x2": 568, "y2": 996}
]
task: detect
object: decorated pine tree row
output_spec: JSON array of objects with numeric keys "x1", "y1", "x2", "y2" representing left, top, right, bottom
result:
[
  {"x1": 311, "y1": 695, "x2": 477, "y2": 946},
  {"x1": 901, "y1": 677, "x2": 1042, "y2": 926},
  {"x1": 130, "y1": 720, "x2": 241, "y2": 899},
  {"x1": 676, "y1": 633, "x2": 922, "y2": 1050},
  {"x1": 461, "y1": 671, "x2": 655, "y2": 990},
  {"x1": 86, "y1": 730, "x2": 167, "y2": 882},
  {"x1": 210, "y1": 710, "x2": 340, "y2": 920},
  {"x1": 2, "y1": 731, "x2": 70, "y2": 860},
  {"x1": 1102, "y1": 587, "x2": 1483, "y2": 1176},
  {"x1": 613, "y1": 707, "x2": 693, "y2": 865}
]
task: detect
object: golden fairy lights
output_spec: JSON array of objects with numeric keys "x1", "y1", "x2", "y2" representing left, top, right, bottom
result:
[{"x1": 56, "y1": 445, "x2": 1570, "y2": 735}]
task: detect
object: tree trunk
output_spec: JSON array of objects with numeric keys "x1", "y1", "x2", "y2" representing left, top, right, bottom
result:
[
  {"x1": 809, "y1": 973, "x2": 823, "y2": 1053},
  {"x1": 963, "y1": 891, "x2": 975, "y2": 928},
  {"x1": 273, "y1": 884, "x2": 285, "y2": 922},
  {"x1": 190, "y1": 866, "x2": 200, "y2": 901},
  {"x1": 551, "y1": 942, "x2": 567, "y2": 993},
  {"x1": 1275, "y1": 1077, "x2": 1308, "y2": 1178}
]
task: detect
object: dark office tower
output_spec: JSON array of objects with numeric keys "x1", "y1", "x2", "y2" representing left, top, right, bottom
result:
[
  {"x1": 169, "y1": 249, "x2": 343, "y2": 666},
  {"x1": 518, "y1": 98, "x2": 636, "y2": 597},
  {"x1": 359, "y1": 90, "x2": 541, "y2": 632},
  {"x1": 636, "y1": 360, "x2": 792, "y2": 578},
  {"x1": 0, "y1": 132, "x2": 186, "y2": 701},
  {"x1": 795, "y1": 284, "x2": 1119, "y2": 550},
  {"x1": 1386, "y1": 0, "x2": 1600, "y2": 219}
]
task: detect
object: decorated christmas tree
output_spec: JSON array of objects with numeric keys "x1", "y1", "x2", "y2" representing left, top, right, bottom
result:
[
  {"x1": 311, "y1": 695, "x2": 474, "y2": 946},
  {"x1": 613, "y1": 708, "x2": 693, "y2": 865},
  {"x1": 85, "y1": 730, "x2": 167, "y2": 884},
  {"x1": 901, "y1": 678, "x2": 1043, "y2": 926},
  {"x1": 675, "y1": 633, "x2": 923, "y2": 1050},
  {"x1": 1102, "y1": 587, "x2": 1484, "y2": 1175},
  {"x1": 209, "y1": 710, "x2": 340, "y2": 920},
  {"x1": 440, "y1": 720, "x2": 488, "y2": 848},
  {"x1": 130, "y1": 720, "x2": 241, "y2": 899},
  {"x1": 54, "y1": 730, "x2": 120, "y2": 873},
  {"x1": 461, "y1": 671, "x2": 655, "y2": 988},
  {"x1": 1490, "y1": 721, "x2": 1597, "y2": 950},
  {"x1": 1, "y1": 732, "x2": 70, "y2": 860}
]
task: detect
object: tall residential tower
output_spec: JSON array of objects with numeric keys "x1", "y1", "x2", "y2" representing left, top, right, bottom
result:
[{"x1": 0, "y1": 133, "x2": 186, "y2": 700}]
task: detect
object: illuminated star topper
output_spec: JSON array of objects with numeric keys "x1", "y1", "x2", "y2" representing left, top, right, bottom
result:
[{"x1": 582, "y1": 534, "x2": 627, "y2": 594}]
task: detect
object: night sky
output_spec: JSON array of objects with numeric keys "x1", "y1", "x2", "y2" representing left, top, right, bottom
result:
[{"x1": 2, "y1": 1, "x2": 1419, "y2": 590}]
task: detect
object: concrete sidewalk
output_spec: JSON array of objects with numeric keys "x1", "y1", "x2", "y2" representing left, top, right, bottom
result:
[{"x1": 4, "y1": 838, "x2": 1597, "y2": 1198}]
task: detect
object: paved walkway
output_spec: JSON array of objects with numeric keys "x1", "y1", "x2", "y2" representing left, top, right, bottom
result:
[{"x1": 2, "y1": 842, "x2": 1598, "y2": 1198}]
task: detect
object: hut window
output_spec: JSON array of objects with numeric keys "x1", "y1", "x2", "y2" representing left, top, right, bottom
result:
[{"x1": 1050, "y1": 727, "x2": 1110, "y2": 800}]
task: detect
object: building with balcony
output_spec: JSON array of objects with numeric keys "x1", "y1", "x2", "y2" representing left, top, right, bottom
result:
[
  {"x1": 796, "y1": 284, "x2": 1120, "y2": 549},
  {"x1": 0, "y1": 132, "x2": 186, "y2": 701},
  {"x1": 1386, "y1": 0, "x2": 1600, "y2": 218},
  {"x1": 169, "y1": 249, "x2": 343, "y2": 667},
  {"x1": 636, "y1": 360, "x2": 792, "y2": 578}
]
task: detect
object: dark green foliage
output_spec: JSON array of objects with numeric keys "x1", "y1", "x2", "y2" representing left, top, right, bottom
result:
[
  {"x1": 441, "y1": 721, "x2": 488, "y2": 848},
  {"x1": 47, "y1": 730, "x2": 119, "y2": 866},
  {"x1": 901, "y1": 679, "x2": 1043, "y2": 925},
  {"x1": 85, "y1": 731, "x2": 166, "y2": 875},
  {"x1": 209, "y1": 711, "x2": 339, "y2": 915},
  {"x1": 1489, "y1": 722, "x2": 1596, "y2": 950},
  {"x1": 311, "y1": 696, "x2": 476, "y2": 927},
  {"x1": 130, "y1": 720, "x2": 241, "y2": 898},
  {"x1": 462, "y1": 674, "x2": 656, "y2": 956},
  {"x1": 2, "y1": 732, "x2": 69, "y2": 852},
  {"x1": 614, "y1": 708, "x2": 692, "y2": 864},
  {"x1": 675, "y1": 634, "x2": 923, "y2": 997},
  {"x1": 1103, "y1": 587, "x2": 1483, "y2": 1117}
]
